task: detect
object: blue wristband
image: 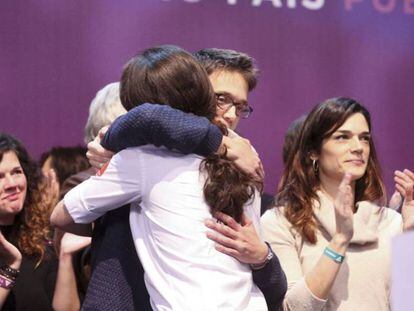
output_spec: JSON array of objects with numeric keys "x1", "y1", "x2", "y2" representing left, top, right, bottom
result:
[{"x1": 324, "y1": 247, "x2": 345, "y2": 263}]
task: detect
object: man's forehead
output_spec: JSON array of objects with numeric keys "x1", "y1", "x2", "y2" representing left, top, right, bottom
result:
[{"x1": 208, "y1": 70, "x2": 249, "y2": 102}]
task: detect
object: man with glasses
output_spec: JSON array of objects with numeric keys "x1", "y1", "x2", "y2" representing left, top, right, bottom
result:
[{"x1": 194, "y1": 48, "x2": 255, "y2": 130}]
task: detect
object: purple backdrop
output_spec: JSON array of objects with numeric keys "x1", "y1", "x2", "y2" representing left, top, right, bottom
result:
[{"x1": 1, "y1": 0, "x2": 413, "y2": 193}]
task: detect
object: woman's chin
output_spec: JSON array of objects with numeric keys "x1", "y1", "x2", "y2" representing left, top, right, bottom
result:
[
  {"x1": 343, "y1": 167, "x2": 367, "y2": 181},
  {"x1": 7, "y1": 202, "x2": 24, "y2": 215}
]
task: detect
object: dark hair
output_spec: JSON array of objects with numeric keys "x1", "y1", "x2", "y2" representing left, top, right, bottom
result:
[
  {"x1": 194, "y1": 48, "x2": 259, "y2": 92},
  {"x1": 0, "y1": 133, "x2": 52, "y2": 262},
  {"x1": 282, "y1": 115, "x2": 307, "y2": 166},
  {"x1": 277, "y1": 97, "x2": 385, "y2": 243},
  {"x1": 121, "y1": 45, "x2": 215, "y2": 120},
  {"x1": 120, "y1": 45, "x2": 259, "y2": 222},
  {"x1": 40, "y1": 146, "x2": 90, "y2": 186}
]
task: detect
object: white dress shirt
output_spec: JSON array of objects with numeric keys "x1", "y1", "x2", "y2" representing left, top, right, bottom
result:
[{"x1": 65, "y1": 145, "x2": 267, "y2": 311}]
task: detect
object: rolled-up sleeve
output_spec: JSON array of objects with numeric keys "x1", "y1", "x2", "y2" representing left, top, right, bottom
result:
[{"x1": 64, "y1": 148, "x2": 142, "y2": 224}]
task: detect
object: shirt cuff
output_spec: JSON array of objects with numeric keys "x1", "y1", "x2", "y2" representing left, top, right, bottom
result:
[{"x1": 193, "y1": 124, "x2": 223, "y2": 156}]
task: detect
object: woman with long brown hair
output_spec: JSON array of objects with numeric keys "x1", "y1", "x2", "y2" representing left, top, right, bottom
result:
[
  {"x1": 0, "y1": 133, "x2": 58, "y2": 310},
  {"x1": 262, "y1": 97, "x2": 414, "y2": 310},
  {"x1": 51, "y1": 45, "x2": 269, "y2": 310}
]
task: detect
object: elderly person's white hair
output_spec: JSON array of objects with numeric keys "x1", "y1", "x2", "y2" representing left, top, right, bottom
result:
[{"x1": 84, "y1": 82, "x2": 126, "y2": 144}]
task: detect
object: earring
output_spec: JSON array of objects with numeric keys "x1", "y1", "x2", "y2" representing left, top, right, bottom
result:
[{"x1": 312, "y1": 159, "x2": 319, "y2": 173}]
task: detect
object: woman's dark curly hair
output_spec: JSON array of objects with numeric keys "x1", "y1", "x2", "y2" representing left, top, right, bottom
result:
[
  {"x1": 0, "y1": 133, "x2": 52, "y2": 264},
  {"x1": 120, "y1": 45, "x2": 261, "y2": 222}
]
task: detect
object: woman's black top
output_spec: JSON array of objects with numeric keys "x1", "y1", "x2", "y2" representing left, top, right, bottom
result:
[{"x1": 1, "y1": 225, "x2": 58, "y2": 311}]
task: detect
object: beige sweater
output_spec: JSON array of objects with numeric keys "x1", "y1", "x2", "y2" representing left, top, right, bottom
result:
[{"x1": 261, "y1": 192, "x2": 402, "y2": 311}]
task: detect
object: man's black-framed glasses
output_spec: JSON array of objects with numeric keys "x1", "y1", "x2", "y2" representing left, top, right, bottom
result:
[{"x1": 215, "y1": 93, "x2": 253, "y2": 119}]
